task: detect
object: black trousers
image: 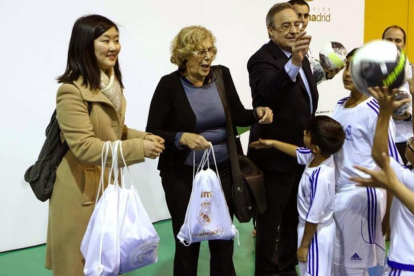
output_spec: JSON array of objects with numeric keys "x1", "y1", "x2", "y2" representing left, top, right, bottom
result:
[
  {"x1": 160, "y1": 161, "x2": 236, "y2": 276},
  {"x1": 255, "y1": 166, "x2": 303, "y2": 276}
]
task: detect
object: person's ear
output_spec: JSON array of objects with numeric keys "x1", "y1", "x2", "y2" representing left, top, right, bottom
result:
[
  {"x1": 313, "y1": 145, "x2": 321, "y2": 154},
  {"x1": 267, "y1": 26, "x2": 274, "y2": 38}
]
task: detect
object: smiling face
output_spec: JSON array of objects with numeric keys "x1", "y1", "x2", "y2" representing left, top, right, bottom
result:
[
  {"x1": 94, "y1": 26, "x2": 121, "y2": 71},
  {"x1": 293, "y1": 4, "x2": 310, "y2": 32},
  {"x1": 268, "y1": 8, "x2": 300, "y2": 52},
  {"x1": 184, "y1": 38, "x2": 214, "y2": 86}
]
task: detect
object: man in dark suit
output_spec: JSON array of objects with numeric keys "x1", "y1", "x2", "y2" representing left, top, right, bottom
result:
[{"x1": 248, "y1": 3, "x2": 318, "y2": 276}]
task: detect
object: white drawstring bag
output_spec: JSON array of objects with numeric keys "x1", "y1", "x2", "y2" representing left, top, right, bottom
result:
[
  {"x1": 81, "y1": 141, "x2": 160, "y2": 276},
  {"x1": 81, "y1": 141, "x2": 123, "y2": 276},
  {"x1": 116, "y1": 141, "x2": 160, "y2": 273},
  {"x1": 177, "y1": 144, "x2": 238, "y2": 245}
]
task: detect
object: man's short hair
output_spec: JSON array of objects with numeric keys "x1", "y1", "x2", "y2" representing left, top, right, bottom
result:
[
  {"x1": 266, "y1": 3, "x2": 295, "y2": 28},
  {"x1": 287, "y1": 0, "x2": 310, "y2": 9},
  {"x1": 306, "y1": 115, "x2": 345, "y2": 156},
  {"x1": 382, "y1": 25, "x2": 407, "y2": 44}
]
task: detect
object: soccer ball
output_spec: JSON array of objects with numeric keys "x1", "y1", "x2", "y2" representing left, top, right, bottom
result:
[
  {"x1": 350, "y1": 40, "x2": 410, "y2": 96},
  {"x1": 393, "y1": 86, "x2": 410, "y2": 116},
  {"x1": 319, "y1": 41, "x2": 347, "y2": 71}
]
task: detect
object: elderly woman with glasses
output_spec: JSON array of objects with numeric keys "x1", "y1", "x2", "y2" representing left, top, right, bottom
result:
[{"x1": 146, "y1": 25, "x2": 272, "y2": 275}]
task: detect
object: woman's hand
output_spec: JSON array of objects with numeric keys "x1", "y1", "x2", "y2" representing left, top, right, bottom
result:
[
  {"x1": 143, "y1": 140, "x2": 165, "y2": 159},
  {"x1": 256, "y1": 107, "x2": 273, "y2": 124},
  {"x1": 145, "y1": 134, "x2": 165, "y2": 145},
  {"x1": 180, "y1": 133, "x2": 210, "y2": 150}
]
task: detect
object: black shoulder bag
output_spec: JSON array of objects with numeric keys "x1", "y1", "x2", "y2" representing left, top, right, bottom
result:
[
  {"x1": 24, "y1": 103, "x2": 93, "y2": 202},
  {"x1": 213, "y1": 66, "x2": 267, "y2": 223}
]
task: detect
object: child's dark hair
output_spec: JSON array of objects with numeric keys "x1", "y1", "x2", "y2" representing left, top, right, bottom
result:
[
  {"x1": 346, "y1": 48, "x2": 359, "y2": 59},
  {"x1": 306, "y1": 115, "x2": 345, "y2": 156}
]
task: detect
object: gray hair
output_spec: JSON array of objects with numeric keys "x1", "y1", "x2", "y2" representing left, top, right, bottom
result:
[{"x1": 266, "y1": 3, "x2": 296, "y2": 28}]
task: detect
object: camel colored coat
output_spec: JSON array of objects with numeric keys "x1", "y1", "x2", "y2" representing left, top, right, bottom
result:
[{"x1": 45, "y1": 78, "x2": 147, "y2": 275}]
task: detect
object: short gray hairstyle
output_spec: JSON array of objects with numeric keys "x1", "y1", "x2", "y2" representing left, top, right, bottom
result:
[{"x1": 266, "y1": 3, "x2": 296, "y2": 28}]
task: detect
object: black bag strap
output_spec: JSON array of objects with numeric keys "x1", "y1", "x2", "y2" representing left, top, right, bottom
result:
[
  {"x1": 213, "y1": 66, "x2": 244, "y2": 188},
  {"x1": 49, "y1": 102, "x2": 93, "y2": 134}
]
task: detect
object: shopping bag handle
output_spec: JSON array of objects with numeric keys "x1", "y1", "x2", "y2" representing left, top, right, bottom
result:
[
  {"x1": 116, "y1": 140, "x2": 136, "y2": 190},
  {"x1": 183, "y1": 143, "x2": 222, "y2": 245},
  {"x1": 96, "y1": 140, "x2": 121, "y2": 267},
  {"x1": 95, "y1": 141, "x2": 113, "y2": 206},
  {"x1": 193, "y1": 145, "x2": 210, "y2": 179}
]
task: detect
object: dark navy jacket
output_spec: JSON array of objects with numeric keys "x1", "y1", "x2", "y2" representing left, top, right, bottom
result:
[{"x1": 248, "y1": 40, "x2": 318, "y2": 173}]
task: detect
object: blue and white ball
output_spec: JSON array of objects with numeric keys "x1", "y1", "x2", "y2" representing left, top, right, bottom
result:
[
  {"x1": 350, "y1": 40, "x2": 410, "y2": 96},
  {"x1": 319, "y1": 41, "x2": 347, "y2": 71}
]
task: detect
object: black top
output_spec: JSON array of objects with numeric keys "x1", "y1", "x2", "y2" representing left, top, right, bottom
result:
[
  {"x1": 247, "y1": 40, "x2": 319, "y2": 173},
  {"x1": 146, "y1": 65, "x2": 257, "y2": 173}
]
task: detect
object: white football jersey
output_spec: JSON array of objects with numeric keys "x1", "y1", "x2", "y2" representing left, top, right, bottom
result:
[
  {"x1": 387, "y1": 157, "x2": 414, "y2": 272},
  {"x1": 333, "y1": 96, "x2": 400, "y2": 189},
  {"x1": 296, "y1": 148, "x2": 336, "y2": 225}
]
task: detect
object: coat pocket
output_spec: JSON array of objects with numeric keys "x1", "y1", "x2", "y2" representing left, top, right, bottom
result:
[{"x1": 82, "y1": 168, "x2": 96, "y2": 206}]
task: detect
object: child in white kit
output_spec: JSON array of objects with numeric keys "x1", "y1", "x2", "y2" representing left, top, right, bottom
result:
[
  {"x1": 351, "y1": 86, "x2": 414, "y2": 276},
  {"x1": 250, "y1": 115, "x2": 345, "y2": 276},
  {"x1": 331, "y1": 49, "x2": 402, "y2": 276}
]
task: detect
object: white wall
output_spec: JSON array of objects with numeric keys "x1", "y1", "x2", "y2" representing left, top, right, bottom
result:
[{"x1": 0, "y1": 0, "x2": 364, "y2": 252}]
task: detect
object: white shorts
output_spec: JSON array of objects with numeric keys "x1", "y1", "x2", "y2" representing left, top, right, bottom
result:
[
  {"x1": 333, "y1": 186, "x2": 386, "y2": 268},
  {"x1": 298, "y1": 219, "x2": 336, "y2": 276},
  {"x1": 383, "y1": 264, "x2": 414, "y2": 276}
]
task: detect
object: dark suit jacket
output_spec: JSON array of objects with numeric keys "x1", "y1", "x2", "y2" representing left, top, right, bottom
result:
[
  {"x1": 146, "y1": 65, "x2": 257, "y2": 173},
  {"x1": 248, "y1": 40, "x2": 318, "y2": 173}
]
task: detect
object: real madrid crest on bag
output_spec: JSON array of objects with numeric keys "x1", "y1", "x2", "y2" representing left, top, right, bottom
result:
[
  {"x1": 114, "y1": 141, "x2": 160, "y2": 273},
  {"x1": 177, "y1": 144, "x2": 238, "y2": 245},
  {"x1": 199, "y1": 184, "x2": 213, "y2": 227}
]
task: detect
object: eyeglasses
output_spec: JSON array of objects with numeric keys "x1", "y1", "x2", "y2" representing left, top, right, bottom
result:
[
  {"x1": 273, "y1": 21, "x2": 302, "y2": 32},
  {"x1": 191, "y1": 48, "x2": 216, "y2": 59}
]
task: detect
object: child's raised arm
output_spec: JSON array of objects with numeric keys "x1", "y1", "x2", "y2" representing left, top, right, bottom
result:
[
  {"x1": 250, "y1": 139, "x2": 298, "y2": 158},
  {"x1": 368, "y1": 86, "x2": 410, "y2": 168},
  {"x1": 353, "y1": 153, "x2": 414, "y2": 216}
]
